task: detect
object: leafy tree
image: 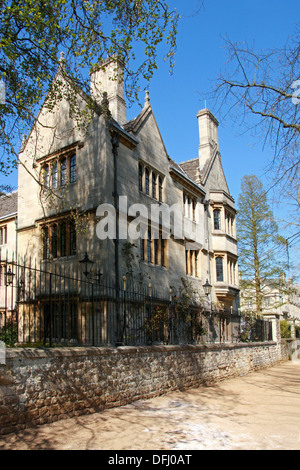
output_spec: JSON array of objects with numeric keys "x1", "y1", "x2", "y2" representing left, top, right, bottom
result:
[
  {"x1": 0, "y1": 0, "x2": 179, "y2": 187},
  {"x1": 237, "y1": 174, "x2": 287, "y2": 315}
]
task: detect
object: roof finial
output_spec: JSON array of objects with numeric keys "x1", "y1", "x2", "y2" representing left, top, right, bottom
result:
[{"x1": 145, "y1": 90, "x2": 150, "y2": 104}]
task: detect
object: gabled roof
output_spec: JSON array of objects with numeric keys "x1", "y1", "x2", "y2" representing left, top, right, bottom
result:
[
  {"x1": 0, "y1": 191, "x2": 18, "y2": 220},
  {"x1": 179, "y1": 158, "x2": 200, "y2": 184}
]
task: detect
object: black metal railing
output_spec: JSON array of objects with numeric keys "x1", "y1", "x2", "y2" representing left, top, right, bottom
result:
[{"x1": 0, "y1": 257, "x2": 273, "y2": 347}]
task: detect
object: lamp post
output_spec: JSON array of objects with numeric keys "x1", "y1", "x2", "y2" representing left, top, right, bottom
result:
[
  {"x1": 5, "y1": 266, "x2": 15, "y2": 286},
  {"x1": 79, "y1": 252, "x2": 94, "y2": 278},
  {"x1": 203, "y1": 278, "x2": 212, "y2": 316},
  {"x1": 203, "y1": 279, "x2": 212, "y2": 296}
]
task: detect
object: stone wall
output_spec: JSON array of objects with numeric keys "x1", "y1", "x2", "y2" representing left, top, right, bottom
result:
[{"x1": 0, "y1": 341, "x2": 291, "y2": 435}]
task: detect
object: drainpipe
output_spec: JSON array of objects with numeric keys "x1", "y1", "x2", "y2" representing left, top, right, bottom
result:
[
  {"x1": 15, "y1": 216, "x2": 18, "y2": 262},
  {"x1": 111, "y1": 130, "x2": 122, "y2": 344},
  {"x1": 204, "y1": 199, "x2": 212, "y2": 309}
]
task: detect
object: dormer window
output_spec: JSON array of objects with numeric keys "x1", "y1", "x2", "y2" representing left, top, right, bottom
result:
[
  {"x1": 138, "y1": 161, "x2": 164, "y2": 202},
  {"x1": 183, "y1": 192, "x2": 196, "y2": 221}
]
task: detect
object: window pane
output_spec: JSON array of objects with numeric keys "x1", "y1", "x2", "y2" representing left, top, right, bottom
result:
[
  {"x1": 159, "y1": 177, "x2": 163, "y2": 202},
  {"x1": 70, "y1": 154, "x2": 76, "y2": 183},
  {"x1": 145, "y1": 168, "x2": 149, "y2": 195},
  {"x1": 161, "y1": 237, "x2": 165, "y2": 267},
  {"x1": 69, "y1": 222, "x2": 76, "y2": 255},
  {"x1": 152, "y1": 173, "x2": 157, "y2": 199},
  {"x1": 139, "y1": 164, "x2": 143, "y2": 191},
  {"x1": 60, "y1": 223, "x2": 66, "y2": 257},
  {"x1": 43, "y1": 165, "x2": 49, "y2": 187},
  {"x1": 52, "y1": 162, "x2": 58, "y2": 188},
  {"x1": 140, "y1": 237, "x2": 144, "y2": 261},
  {"x1": 51, "y1": 225, "x2": 58, "y2": 258},
  {"x1": 216, "y1": 257, "x2": 223, "y2": 282},
  {"x1": 214, "y1": 210, "x2": 221, "y2": 230},
  {"x1": 60, "y1": 158, "x2": 67, "y2": 187},
  {"x1": 43, "y1": 227, "x2": 49, "y2": 260},
  {"x1": 147, "y1": 229, "x2": 151, "y2": 262}
]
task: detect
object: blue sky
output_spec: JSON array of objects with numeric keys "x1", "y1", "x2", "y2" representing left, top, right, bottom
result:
[
  {"x1": 2, "y1": 0, "x2": 299, "y2": 274},
  {"x1": 127, "y1": 0, "x2": 299, "y2": 276}
]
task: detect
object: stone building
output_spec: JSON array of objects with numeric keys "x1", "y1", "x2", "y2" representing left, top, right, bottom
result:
[
  {"x1": 0, "y1": 190, "x2": 18, "y2": 325},
  {"x1": 11, "y1": 57, "x2": 239, "y2": 312}
]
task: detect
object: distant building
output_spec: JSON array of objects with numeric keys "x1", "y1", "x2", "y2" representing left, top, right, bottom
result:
[
  {"x1": 0, "y1": 190, "x2": 18, "y2": 325},
  {"x1": 240, "y1": 274, "x2": 300, "y2": 336}
]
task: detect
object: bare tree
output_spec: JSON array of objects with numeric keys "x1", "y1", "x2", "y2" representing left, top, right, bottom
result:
[{"x1": 213, "y1": 30, "x2": 300, "y2": 220}]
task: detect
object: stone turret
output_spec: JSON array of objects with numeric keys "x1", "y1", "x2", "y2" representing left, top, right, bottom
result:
[{"x1": 90, "y1": 57, "x2": 127, "y2": 125}]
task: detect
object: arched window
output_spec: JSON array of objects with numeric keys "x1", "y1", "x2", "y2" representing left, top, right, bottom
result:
[{"x1": 216, "y1": 256, "x2": 223, "y2": 282}]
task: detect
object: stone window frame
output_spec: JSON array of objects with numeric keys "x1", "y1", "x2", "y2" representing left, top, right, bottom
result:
[
  {"x1": 215, "y1": 255, "x2": 224, "y2": 282},
  {"x1": 41, "y1": 218, "x2": 77, "y2": 261},
  {"x1": 0, "y1": 225, "x2": 7, "y2": 245},
  {"x1": 185, "y1": 248, "x2": 200, "y2": 278},
  {"x1": 40, "y1": 150, "x2": 77, "y2": 190},
  {"x1": 140, "y1": 224, "x2": 168, "y2": 268},
  {"x1": 183, "y1": 192, "x2": 197, "y2": 221},
  {"x1": 138, "y1": 161, "x2": 164, "y2": 203},
  {"x1": 227, "y1": 255, "x2": 237, "y2": 286},
  {"x1": 213, "y1": 208, "x2": 221, "y2": 230}
]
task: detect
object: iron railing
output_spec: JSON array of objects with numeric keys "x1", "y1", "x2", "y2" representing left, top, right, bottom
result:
[{"x1": 0, "y1": 257, "x2": 273, "y2": 347}]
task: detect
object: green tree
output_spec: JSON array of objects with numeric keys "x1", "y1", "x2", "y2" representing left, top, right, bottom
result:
[
  {"x1": 0, "y1": 0, "x2": 179, "y2": 187},
  {"x1": 237, "y1": 175, "x2": 287, "y2": 315}
]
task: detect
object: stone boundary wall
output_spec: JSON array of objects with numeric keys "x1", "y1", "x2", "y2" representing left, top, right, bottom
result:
[{"x1": 0, "y1": 341, "x2": 291, "y2": 435}]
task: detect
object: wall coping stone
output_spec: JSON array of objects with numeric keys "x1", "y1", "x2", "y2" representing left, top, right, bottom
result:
[{"x1": 3, "y1": 341, "x2": 279, "y2": 363}]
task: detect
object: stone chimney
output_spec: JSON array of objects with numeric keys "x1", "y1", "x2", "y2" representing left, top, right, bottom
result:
[
  {"x1": 90, "y1": 57, "x2": 127, "y2": 125},
  {"x1": 197, "y1": 109, "x2": 219, "y2": 170}
]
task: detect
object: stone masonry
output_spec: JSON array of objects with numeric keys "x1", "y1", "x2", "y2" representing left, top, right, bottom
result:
[{"x1": 0, "y1": 341, "x2": 291, "y2": 436}]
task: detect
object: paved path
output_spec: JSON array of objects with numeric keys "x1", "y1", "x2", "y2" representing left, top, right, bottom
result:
[{"x1": 0, "y1": 361, "x2": 299, "y2": 450}]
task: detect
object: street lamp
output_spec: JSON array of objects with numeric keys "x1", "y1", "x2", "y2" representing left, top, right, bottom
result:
[
  {"x1": 203, "y1": 279, "x2": 212, "y2": 296},
  {"x1": 79, "y1": 252, "x2": 94, "y2": 278},
  {"x1": 5, "y1": 266, "x2": 15, "y2": 286}
]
